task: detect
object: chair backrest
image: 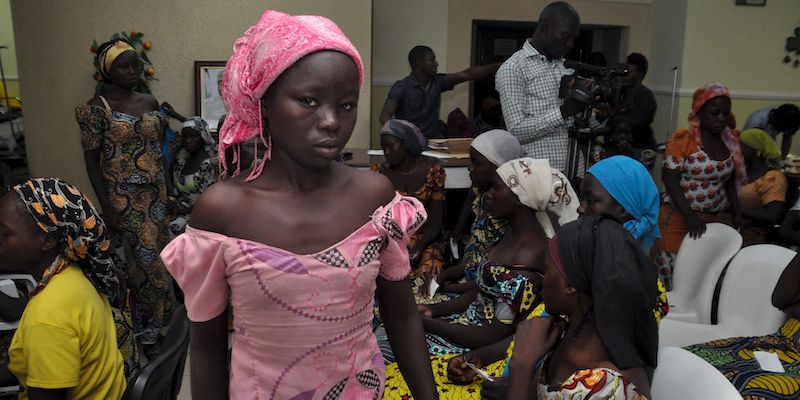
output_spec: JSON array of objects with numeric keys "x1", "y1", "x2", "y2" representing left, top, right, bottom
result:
[
  {"x1": 716, "y1": 244, "x2": 795, "y2": 337},
  {"x1": 123, "y1": 305, "x2": 189, "y2": 400},
  {"x1": 651, "y1": 346, "x2": 742, "y2": 400},
  {"x1": 668, "y1": 223, "x2": 742, "y2": 323}
]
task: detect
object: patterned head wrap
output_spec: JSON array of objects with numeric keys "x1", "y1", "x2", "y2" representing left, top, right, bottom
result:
[
  {"x1": 220, "y1": 10, "x2": 364, "y2": 180},
  {"x1": 13, "y1": 178, "x2": 119, "y2": 299},
  {"x1": 549, "y1": 216, "x2": 658, "y2": 369},
  {"x1": 182, "y1": 116, "x2": 216, "y2": 156},
  {"x1": 381, "y1": 119, "x2": 427, "y2": 157},
  {"x1": 97, "y1": 40, "x2": 136, "y2": 79},
  {"x1": 496, "y1": 158, "x2": 579, "y2": 239},
  {"x1": 471, "y1": 129, "x2": 523, "y2": 167},
  {"x1": 740, "y1": 128, "x2": 781, "y2": 164},
  {"x1": 689, "y1": 82, "x2": 747, "y2": 189},
  {"x1": 587, "y1": 155, "x2": 661, "y2": 252}
]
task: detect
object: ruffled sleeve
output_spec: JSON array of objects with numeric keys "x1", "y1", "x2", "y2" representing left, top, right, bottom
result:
[
  {"x1": 663, "y1": 129, "x2": 698, "y2": 171},
  {"x1": 75, "y1": 105, "x2": 111, "y2": 151},
  {"x1": 160, "y1": 228, "x2": 229, "y2": 322},
  {"x1": 372, "y1": 194, "x2": 428, "y2": 281}
]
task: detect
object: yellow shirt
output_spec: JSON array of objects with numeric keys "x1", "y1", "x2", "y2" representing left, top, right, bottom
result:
[{"x1": 9, "y1": 265, "x2": 126, "y2": 400}]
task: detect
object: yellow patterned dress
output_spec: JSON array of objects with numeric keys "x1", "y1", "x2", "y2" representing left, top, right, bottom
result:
[
  {"x1": 685, "y1": 318, "x2": 800, "y2": 399},
  {"x1": 76, "y1": 104, "x2": 176, "y2": 347}
]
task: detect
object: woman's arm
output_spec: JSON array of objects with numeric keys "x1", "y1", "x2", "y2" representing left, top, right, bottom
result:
[
  {"x1": 773, "y1": 253, "x2": 800, "y2": 310},
  {"x1": 741, "y1": 201, "x2": 784, "y2": 225},
  {"x1": 377, "y1": 277, "x2": 437, "y2": 400},
  {"x1": 410, "y1": 199, "x2": 444, "y2": 262},
  {"x1": 421, "y1": 316, "x2": 515, "y2": 349},
  {"x1": 449, "y1": 190, "x2": 477, "y2": 244},
  {"x1": 662, "y1": 168, "x2": 705, "y2": 238},
  {"x1": 724, "y1": 176, "x2": 742, "y2": 227},
  {"x1": 83, "y1": 149, "x2": 119, "y2": 230},
  {"x1": 425, "y1": 289, "x2": 478, "y2": 317},
  {"x1": 189, "y1": 312, "x2": 229, "y2": 400}
]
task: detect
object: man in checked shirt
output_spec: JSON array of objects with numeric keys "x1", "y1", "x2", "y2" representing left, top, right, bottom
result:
[{"x1": 496, "y1": 1, "x2": 586, "y2": 173}]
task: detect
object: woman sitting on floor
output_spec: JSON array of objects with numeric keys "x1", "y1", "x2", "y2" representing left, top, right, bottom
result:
[
  {"x1": 737, "y1": 128, "x2": 787, "y2": 246},
  {"x1": 0, "y1": 178, "x2": 128, "y2": 399},
  {"x1": 372, "y1": 119, "x2": 445, "y2": 301},
  {"x1": 403, "y1": 159, "x2": 577, "y2": 357},
  {"x1": 381, "y1": 155, "x2": 669, "y2": 399},
  {"x1": 507, "y1": 216, "x2": 658, "y2": 399},
  {"x1": 685, "y1": 251, "x2": 800, "y2": 400},
  {"x1": 435, "y1": 129, "x2": 523, "y2": 295}
]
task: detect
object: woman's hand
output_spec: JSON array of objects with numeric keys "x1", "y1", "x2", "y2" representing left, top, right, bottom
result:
[
  {"x1": 685, "y1": 212, "x2": 707, "y2": 239},
  {"x1": 417, "y1": 304, "x2": 433, "y2": 318},
  {"x1": 481, "y1": 376, "x2": 509, "y2": 400},
  {"x1": 446, "y1": 354, "x2": 479, "y2": 384}
]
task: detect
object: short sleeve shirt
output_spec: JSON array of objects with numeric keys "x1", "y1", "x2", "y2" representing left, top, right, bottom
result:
[{"x1": 386, "y1": 74, "x2": 454, "y2": 138}]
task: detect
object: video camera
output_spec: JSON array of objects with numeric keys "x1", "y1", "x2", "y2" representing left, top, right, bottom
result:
[{"x1": 562, "y1": 60, "x2": 631, "y2": 108}]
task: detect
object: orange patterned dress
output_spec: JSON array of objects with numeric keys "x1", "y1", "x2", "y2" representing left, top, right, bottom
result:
[{"x1": 75, "y1": 104, "x2": 176, "y2": 347}]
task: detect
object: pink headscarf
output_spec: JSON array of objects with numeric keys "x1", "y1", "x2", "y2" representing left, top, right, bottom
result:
[
  {"x1": 219, "y1": 10, "x2": 364, "y2": 180},
  {"x1": 688, "y1": 82, "x2": 747, "y2": 190}
]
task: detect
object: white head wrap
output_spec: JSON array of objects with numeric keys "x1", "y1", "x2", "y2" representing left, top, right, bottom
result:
[
  {"x1": 470, "y1": 129, "x2": 523, "y2": 167},
  {"x1": 496, "y1": 158, "x2": 579, "y2": 238}
]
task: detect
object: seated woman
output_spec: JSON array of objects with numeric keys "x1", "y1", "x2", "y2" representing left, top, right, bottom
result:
[
  {"x1": 169, "y1": 117, "x2": 219, "y2": 239},
  {"x1": 372, "y1": 119, "x2": 445, "y2": 300},
  {"x1": 580, "y1": 155, "x2": 669, "y2": 321},
  {"x1": 0, "y1": 178, "x2": 128, "y2": 399},
  {"x1": 382, "y1": 155, "x2": 668, "y2": 399},
  {"x1": 685, "y1": 251, "x2": 800, "y2": 400},
  {"x1": 654, "y1": 83, "x2": 745, "y2": 290},
  {"x1": 507, "y1": 216, "x2": 658, "y2": 399},
  {"x1": 738, "y1": 128, "x2": 787, "y2": 246},
  {"x1": 417, "y1": 159, "x2": 577, "y2": 356},
  {"x1": 437, "y1": 129, "x2": 523, "y2": 293}
]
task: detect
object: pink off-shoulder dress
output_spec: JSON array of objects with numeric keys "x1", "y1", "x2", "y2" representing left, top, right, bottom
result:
[{"x1": 161, "y1": 194, "x2": 426, "y2": 400}]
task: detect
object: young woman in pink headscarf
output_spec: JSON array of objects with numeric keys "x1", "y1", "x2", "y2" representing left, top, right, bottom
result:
[
  {"x1": 160, "y1": 10, "x2": 437, "y2": 400},
  {"x1": 654, "y1": 82, "x2": 745, "y2": 290}
]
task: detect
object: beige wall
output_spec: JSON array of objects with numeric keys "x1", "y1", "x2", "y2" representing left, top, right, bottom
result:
[
  {"x1": 11, "y1": 0, "x2": 372, "y2": 202},
  {"x1": 371, "y1": 0, "x2": 449, "y2": 145},
  {"x1": 0, "y1": 0, "x2": 19, "y2": 96},
  {"x1": 444, "y1": 0, "x2": 655, "y2": 118}
]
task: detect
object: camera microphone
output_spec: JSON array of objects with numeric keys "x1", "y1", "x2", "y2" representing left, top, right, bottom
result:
[{"x1": 564, "y1": 60, "x2": 628, "y2": 77}]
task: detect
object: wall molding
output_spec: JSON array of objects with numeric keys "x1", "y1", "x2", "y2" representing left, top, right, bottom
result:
[{"x1": 652, "y1": 86, "x2": 800, "y2": 101}]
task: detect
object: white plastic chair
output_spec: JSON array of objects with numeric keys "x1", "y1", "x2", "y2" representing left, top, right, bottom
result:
[
  {"x1": 660, "y1": 245, "x2": 796, "y2": 347},
  {"x1": 651, "y1": 346, "x2": 742, "y2": 400},
  {"x1": 666, "y1": 223, "x2": 742, "y2": 324}
]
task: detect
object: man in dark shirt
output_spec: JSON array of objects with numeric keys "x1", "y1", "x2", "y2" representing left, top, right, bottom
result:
[
  {"x1": 380, "y1": 46, "x2": 500, "y2": 138},
  {"x1": 619, "y1": 52, "x2": 657, "y2": 149}
]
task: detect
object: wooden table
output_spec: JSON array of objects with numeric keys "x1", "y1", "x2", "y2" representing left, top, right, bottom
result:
[{"x1": 343, "y1": 148, "x2": 472, "y2": 189}]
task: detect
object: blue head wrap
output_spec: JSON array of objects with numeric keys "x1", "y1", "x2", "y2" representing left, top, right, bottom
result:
[{"x1": 587, "y1": 156, "x2": 661, "y2": 252}]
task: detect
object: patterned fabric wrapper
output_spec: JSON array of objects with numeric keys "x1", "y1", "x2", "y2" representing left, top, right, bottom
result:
[
  {"x1": 495, "y1": 158, "x2": 579, "y2": 238},
  {"x1": 13, "y1": 178, "x2": 120, "y2": 301},
  {"x1": 219, "y1": 9, "x2": 364, "y2": 180},
  {"x1": 688, "y1": 82, "x2": 747, "y2": 190}
]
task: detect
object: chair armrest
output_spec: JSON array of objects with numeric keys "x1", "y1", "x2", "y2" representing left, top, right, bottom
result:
[{"x1": 659, "y1": 318, "x2": 731, "y2": 347}]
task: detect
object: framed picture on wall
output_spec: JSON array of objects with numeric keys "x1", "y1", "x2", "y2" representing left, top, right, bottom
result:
[{"x1": 194, "y1": 61, "x2": 226, "y2": 132}]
